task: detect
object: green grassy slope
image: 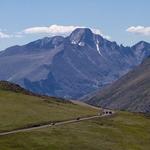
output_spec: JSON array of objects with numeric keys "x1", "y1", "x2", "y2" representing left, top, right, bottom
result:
[
  {"x1": 0, "y1": 81, "x2": 150, "y2": 150},
  {"x1": 0, "y1": 112, "x2": 150, "y2": 150},
  {"x1": 0, "y1": 82, "x2": 98, "y2": 132}
]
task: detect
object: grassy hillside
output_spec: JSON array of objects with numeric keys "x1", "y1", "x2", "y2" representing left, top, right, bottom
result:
[
  {"x1": 0, "y1": 112, "x2": 150, "y2": 150},
  {"x1": 86, "y1": 57, "x2": 150, "y2": 113},
  {"x1": 0, "y1": 81, "x2": 150, "y2": 150},
  {"x1": 0, "y1": 80, "x2": 34, "y2": 95},
  {"x1": 0, "y1": 81, "x2": 98, "y2": 132}
]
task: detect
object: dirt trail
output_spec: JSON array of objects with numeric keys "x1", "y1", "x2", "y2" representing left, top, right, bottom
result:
[{"x1": 0, "y1": 112, "x2": 114, "y2": 136}]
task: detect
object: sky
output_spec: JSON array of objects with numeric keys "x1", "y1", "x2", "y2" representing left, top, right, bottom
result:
[{"x1": 0, "y1": 0, "x2": 150, "y2": 50}]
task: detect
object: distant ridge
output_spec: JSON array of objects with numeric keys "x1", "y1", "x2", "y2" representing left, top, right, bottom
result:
[
  {"x1": 0, "y1": 80, "x2": 68, "y2": 102},
  {"x1": 86, "y1": 56, "x2": 150, "y2": 113},
  {"x1": 0, "y1": 80, "x2": 40, "y2": 97}
]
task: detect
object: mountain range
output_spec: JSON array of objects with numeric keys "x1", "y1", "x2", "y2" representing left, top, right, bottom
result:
[
  {"x1": 0, "y1": 28, "x2": 150, "y2": 99},
  {"x1": 86, "y1": 56, "x2": 150, "y2": 113}
]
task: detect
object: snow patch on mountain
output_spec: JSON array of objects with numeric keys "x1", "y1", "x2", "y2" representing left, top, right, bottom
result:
[
  {"x1": 96, "y1": 39, "x2": 102, "y2": 56},
  {"x1": 71, "y1": 40, "x2": 77, "y2": 45},
  {"x1": 78, "y1": 42, "x2": 85, "y2": 46}
]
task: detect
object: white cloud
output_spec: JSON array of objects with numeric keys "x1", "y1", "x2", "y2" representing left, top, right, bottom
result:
[
  {"x1": 0, "y1": 31, "x2": 11, "y2": 38},
  {"x1": 0, "y1": 25, "x2": 111, "y2": 40},
  {"x1": 23, "y1": 24, "x2": 110, "y2": 39},
  {"x1": 91, "y1": 28, "x2": 111, "y2": 39},
  {"x1": 0, "y1": 29, "x2": 22, "y2": 39},
  {"x1": 23, "y1": 25, "x2": 83, "y2": 35},
  {"x1": 126, "y1": 26, "x2": 150, "y2": 36}
]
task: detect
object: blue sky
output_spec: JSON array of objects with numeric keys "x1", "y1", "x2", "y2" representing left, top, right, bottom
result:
[{"x1": 0, "y1": 0, "x2": 150, "y2": 50}]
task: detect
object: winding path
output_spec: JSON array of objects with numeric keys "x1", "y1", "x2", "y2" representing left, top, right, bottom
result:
[{"x1": 0, "y1": 112, "x2": 113, "y2": 136}]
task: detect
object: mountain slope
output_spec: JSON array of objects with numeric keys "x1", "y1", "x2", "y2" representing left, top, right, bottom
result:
[
  {"x1": 86, "y1": 57, "x2": 150, "y2": 113},
  {"x1": 0, "y1": 81, "x2": 97, "y2": 132},
  {"x1": 0, "y1": 80, "x2": 35, "y2": 95},
  {"x1": 0, "y1": 28, "x2": 150, "y2": 99}
]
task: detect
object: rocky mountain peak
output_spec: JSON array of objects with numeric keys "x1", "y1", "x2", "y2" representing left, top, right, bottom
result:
[
  {"x1": 131, "y1": 41, "x2": 150, "y2": 63},
  {"x1": 69, "y1": 28, "x2": 95, "y2": 47},
  {"x1": 26, "y1": 36, "x2": 64, "y2": 49},
  {"x1": 132, "y1": 41, "x2": 150, "y2": 50}
]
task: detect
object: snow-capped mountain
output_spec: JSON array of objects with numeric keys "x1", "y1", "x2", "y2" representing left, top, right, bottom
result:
[{"x1": 0, "y1": 28, "x2": 150, "y2": 99}]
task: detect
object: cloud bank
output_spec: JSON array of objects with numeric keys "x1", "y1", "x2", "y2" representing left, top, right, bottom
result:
[
  {"x1": 0, "y1": 29, "x2": 22, "y2": 39},
  {"x1": 23, "y1": 25, "x2": 81, "y2": 35},
  {"x1": 23, "y1": 24, "x2": 110, "y2": 39},
  {"x1": 126, "y1": 26, "x2": 150, "y2": 36},
  {"x1": 0, "y1": 31, "x2": 11, "y2": 38},
  {"x1": 0, "y1": 25, "x2": 110, "y2": 40}
]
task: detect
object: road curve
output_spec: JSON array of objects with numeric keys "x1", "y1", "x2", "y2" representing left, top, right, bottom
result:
[{"x1": 0, "y1": 112, "x2": 114, "y2": 136}]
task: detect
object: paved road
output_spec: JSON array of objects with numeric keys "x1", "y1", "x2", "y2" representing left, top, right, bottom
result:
[{"x1": 0, "y1": 112, "x2": 113, "y2": 136}]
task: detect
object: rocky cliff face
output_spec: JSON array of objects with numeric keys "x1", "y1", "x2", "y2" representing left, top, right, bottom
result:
[{"x1": 0, "y1": 28, "x2": 150, "y2": 99}]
